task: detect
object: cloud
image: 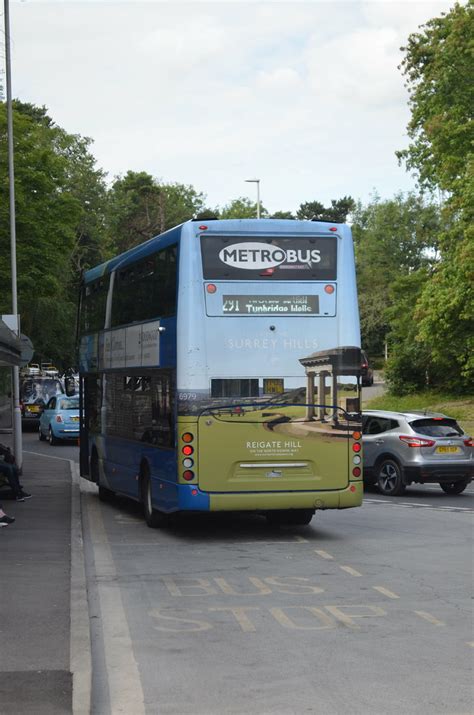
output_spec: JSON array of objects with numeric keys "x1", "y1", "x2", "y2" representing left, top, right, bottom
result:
[{"x1": 3, "y1": 0, "x2": 456, "y2": 213}]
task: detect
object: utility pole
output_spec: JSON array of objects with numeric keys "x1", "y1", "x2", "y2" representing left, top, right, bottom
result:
[{"x1": 4, "y1": 0, "x2": 23, "y2": 470}]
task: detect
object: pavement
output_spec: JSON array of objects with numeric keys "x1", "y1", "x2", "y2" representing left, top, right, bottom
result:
[{"x1": 0, "y1": 442, "x2": 90, "y2": 715}]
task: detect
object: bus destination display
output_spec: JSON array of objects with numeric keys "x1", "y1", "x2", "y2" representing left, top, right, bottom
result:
[{"x1": 222, "y1": 295, "x2": 319, "y2": 314}]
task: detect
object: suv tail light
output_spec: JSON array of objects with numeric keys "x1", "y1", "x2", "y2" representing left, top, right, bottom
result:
[{"x1": 399, "y1": 435, "x2": 435, "y2": 448}]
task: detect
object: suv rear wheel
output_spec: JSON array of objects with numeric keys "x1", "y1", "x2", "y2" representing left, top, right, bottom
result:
[
  {"x1": 376, "y1": 458, "x2": 406, "y2": 496},
  {"x1": 440, "y1": 479, "x2": 470, "y2": 495}
]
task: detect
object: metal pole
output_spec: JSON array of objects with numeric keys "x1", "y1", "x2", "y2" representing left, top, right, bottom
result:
[
  {"x1": 245, "y1": 178, "x2": 261, "y2": 219},
  {"x1": 4, "y1": 0, "x2": 23, "y2": 471}
]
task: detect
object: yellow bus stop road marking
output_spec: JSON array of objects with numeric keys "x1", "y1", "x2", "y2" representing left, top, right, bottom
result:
[
  {"x1": 372, "y1": 586, "x2": 400, "y2": 599},
  {"x1": 414, "y1": 611, "x2": 446, "y2": 626},
  {"x1": 339, "y1": 565, "x2": 363, "y2": 577},
  {"x1": 314, "y1": 549, "x2": 334, "y2": 560}
]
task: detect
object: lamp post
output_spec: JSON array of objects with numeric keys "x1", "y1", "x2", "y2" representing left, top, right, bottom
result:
[
  {"x1": 4, "y1": 0, "x2": 23, "y2": 470},
  {"x1": 245, "y1": 178, "x2": 261, "y2": 219}
]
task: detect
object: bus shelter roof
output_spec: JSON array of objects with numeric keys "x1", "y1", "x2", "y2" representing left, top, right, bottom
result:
[{"x1": 0, "y1": 319, "x2": 22, "y2": 366}]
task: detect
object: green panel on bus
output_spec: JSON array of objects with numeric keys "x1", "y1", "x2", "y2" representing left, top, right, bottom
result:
[{"x1": 197, "y1": 413, "x2": 349, "y2": 493}]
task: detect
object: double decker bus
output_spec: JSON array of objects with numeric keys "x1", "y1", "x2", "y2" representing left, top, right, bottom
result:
[{"x1": 78, "y1": 218, "x2": 363, "y2": 527}]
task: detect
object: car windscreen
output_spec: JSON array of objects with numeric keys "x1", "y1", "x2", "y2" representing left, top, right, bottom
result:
[
  {"x1": 201, "y1": 235, "x2": 337, "y2": 280},
  {"x1": 410, "y1": 418, "x2": 463, "y2": 437},
  {"x1": 58, "y1": 398, "x2": 79, "y2": 410}
]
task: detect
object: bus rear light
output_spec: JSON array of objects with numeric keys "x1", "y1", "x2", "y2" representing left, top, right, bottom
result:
[
  {"x1": 324, "y1": 284, "x2": 335, "y2": 294},
  {"x1": 206, "y1": 284, "x2": 217, "y2": 294},
  {"x1": 352, "y1": 467, "x2": 361, "y2": 478},
  {"x1": 191, "y1": 489, "x2": 198, "y2": 496},
  {"x1": 182, "y1": 445, "x2": 194, "y2": 456},
  {"x1": 183, "y1": 470, "x2": 194, "y2": 481},
  {"x1": 399, "y1": 436, "x2": 435, "y2": 448},
  {"x1": 352, "y1": 442, "x2": 361, "y2": 453},
  {"x1": 353, "y1": 455, "x2": 361, "y2": 465},
  {"x1": 182, "y1": 432, "x2": 194, "y2": 443},
  {"x1": 350, "y1": 485, "x2": 356, "y2": 492},
  {"x1": 352, "y1": 431, "x2": 361, "y2": 440},
  {"x1": 183, "y1": 458, "x2": 194, "y2": 468}
]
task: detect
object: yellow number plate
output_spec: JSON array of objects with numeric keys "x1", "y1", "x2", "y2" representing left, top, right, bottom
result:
[{"x1": 436, "y1": 446, "x2": 460, "y2": 454}]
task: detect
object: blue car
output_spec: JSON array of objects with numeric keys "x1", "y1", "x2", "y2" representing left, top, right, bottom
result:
[{"x1": 39, "y1": 395, "x2": 80, "y2": 445}]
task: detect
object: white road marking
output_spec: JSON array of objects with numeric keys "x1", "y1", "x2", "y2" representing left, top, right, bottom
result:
[
  {"x1": 414, "y1": 611, "x2": 445, "y2": 626},
  {"x1": 339, "y1": 565, "x2": 363, "y2": 577},
  {"x1": 314, "y1": 549, "x2": 334, "y2": 560},
  {"x1": 87, "y1": 496, "x2": 145, "y2": 714},
  {"x1": 372, "y1": 586, "x2": 400, "y2": 599},
  {"x1": 24, "y1": 449, "x2": 72, "y2": 462}
]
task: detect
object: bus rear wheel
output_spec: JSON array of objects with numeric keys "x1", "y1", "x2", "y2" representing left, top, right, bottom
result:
[
  {"x1": 142, "y1": 472, "x2": 168, "y2": 528},
  {"x1": 266, "y1": 509, "x2": 315, "y2": 526}
]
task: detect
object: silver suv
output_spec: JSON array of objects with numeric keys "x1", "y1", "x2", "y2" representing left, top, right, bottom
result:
[{"x1": 362, "y1": 410, "x2": 473, "y2": 496}]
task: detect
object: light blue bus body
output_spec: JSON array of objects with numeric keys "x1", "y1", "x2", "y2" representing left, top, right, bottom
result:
[{"x1": 79, "y1": 219, "x2": 363, "y2": 526}]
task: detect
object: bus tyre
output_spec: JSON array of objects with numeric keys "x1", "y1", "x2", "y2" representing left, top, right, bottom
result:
[
  {"x1": 440, "y1": 479, "x2": 470, "y2": 495},
  {"x1": 266, "y1": 509, "x2": 314, "y2": 526},
  {"x1": 376, "y1": 458, "x2": 406, "y2": 496},
  {"x1": 142, "y1": 472, "x2": 168, "y2": 529}
]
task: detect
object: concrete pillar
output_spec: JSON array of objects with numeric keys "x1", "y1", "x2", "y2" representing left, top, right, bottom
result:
[
  {"x1": 305, "y1": 372, "x2": 314, "y2": 420},
  {"x1": 318, "y1": 371, "x2": 326, "y2": 421},
  {"x1": 330, "y1": 369, "x2": 338, "y2": 424}
]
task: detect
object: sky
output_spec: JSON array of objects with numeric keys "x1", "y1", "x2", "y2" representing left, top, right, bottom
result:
[{"x1": 2, "y1": 0, "x2": 455, "y2": 214}]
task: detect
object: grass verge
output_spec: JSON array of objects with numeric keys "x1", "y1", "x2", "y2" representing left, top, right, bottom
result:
[{"x1": 365, "y1": 390, "x2": 474, "y2": 435}]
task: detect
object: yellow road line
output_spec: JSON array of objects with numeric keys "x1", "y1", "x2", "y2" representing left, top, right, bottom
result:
[
  {"x1": 372, "y1": 586, "x2": 400, "y2": 599},
  {"x1": 414, "y1": 611, "x2": 445, "y2": 626}
]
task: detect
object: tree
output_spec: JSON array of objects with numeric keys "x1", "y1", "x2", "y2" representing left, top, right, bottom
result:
[
  {"x1": 0, "y1": 101, "x2": 108, "y2": 367},
  {"x1": 351, "y1": 193, "x2": 440, "y2": 357},
  {"x1": 397, "y1": 2, "x2": 474, "y2": 392},
  {"x1": 219, "y1": 197, "x2": 267, "y2": 219},
  {"x1": 296, "y1": 196, "x2": 355, "y2": 223},
  {"x1": 271, "y1": 210, "x2": 295, "y2": 220},
  {"x1": 106, "y1": 171, "x2": 206, "y2": 254}
]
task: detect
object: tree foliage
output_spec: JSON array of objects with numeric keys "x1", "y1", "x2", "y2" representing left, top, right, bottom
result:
[
  {"x1": 351, "y1": 193, "x2": 440, "y2": 357},
  {"x1": 219, "y1": 197, "x2": 267, "y2": 219},
  {"x1": 106, "y1": 171, "x2": 206, "y2": 254},
  {"x1": 0, "y1": 101, "x2": 107, "y2": 367},
  {"x1": 296, "y1": 196, "x2": 355, "y2": 223},
  {"x1": 395, "y1": 2, "x2": 474, "y2": 392}
]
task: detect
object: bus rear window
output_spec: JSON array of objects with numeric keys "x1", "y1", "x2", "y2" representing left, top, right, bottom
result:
[
  {"x1": 201, "y1": 235, "x2": 337, "y2": 280},
  {"x1": 211, "y1": 379, "x2": 259, "y2": 398}
]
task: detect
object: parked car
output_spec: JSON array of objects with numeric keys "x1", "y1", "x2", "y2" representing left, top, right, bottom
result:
[
  {"x1": 20, "y1": 377, "x2": 64, "y2": 425},
  {"x1": 39, "y1": 395, "x2": 80, "y2": 445},
  {"x1": 360, "y1": 351, "x2": 374, "y2": 387},
  {"x1": 362, "y1": 410, "x2": 473, "y2": 496}
]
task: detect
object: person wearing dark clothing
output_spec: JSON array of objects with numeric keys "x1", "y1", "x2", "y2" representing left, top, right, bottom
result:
[{"x1": 0, "y1": 444, "x2": 32, "y2": 501}]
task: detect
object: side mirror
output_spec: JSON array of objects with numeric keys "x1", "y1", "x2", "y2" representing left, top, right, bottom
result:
[{"x1": 65, "y1": 377, "x2": 76, "y2": 396}]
